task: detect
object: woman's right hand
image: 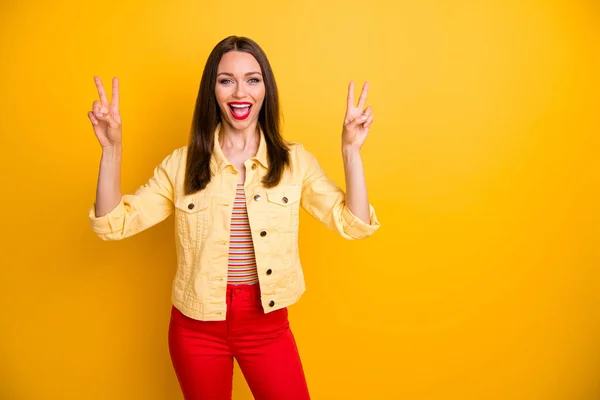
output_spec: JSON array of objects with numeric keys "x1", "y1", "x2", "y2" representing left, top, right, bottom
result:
[{"x1": 87, "y1": 76, "x2": 122, "y2": 148}]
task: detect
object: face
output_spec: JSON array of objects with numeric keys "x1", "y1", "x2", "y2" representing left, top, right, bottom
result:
[{"x1": 215, "y1": 51, "x2": 265, "y2": 130}]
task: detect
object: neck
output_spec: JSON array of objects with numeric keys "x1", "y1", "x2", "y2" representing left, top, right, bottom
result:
[{"x1": 219, "y1": 121, "x2": 260, "y2": 151}]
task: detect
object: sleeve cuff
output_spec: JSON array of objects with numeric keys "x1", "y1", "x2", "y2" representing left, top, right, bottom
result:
[
  {"x1": 88, "y1": 199, "x2": 126, "y2": 235},
  {"x1": 341, "y1": 204, "x2": 381, "y2": 239}
]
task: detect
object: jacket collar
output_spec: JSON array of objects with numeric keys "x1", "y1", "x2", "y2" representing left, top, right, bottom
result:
[{"x1": 211, "y1": 123, "x2": 269, "y2": 174}]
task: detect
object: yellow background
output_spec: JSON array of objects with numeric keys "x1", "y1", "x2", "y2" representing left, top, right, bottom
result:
[{"x1": 1, "y1": 0, "x2": 599, "y2": 399}]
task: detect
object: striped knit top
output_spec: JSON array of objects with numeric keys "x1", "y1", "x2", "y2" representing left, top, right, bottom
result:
[{"x1": 227, "y1": 183, "x2": 259, "y2": 285}]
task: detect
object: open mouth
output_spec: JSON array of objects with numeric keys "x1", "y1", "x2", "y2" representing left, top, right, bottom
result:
[{"x1": 228, "y1": 102, "x2": 252, "y2": 120}]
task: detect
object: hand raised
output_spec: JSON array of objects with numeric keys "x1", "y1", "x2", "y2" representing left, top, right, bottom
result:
[
  {"x1": 87, "y1": 76, "x2": 122, "y2": 148},
  {"x1": 342, "y1": 81, "x2": 374, "y2": 151}
]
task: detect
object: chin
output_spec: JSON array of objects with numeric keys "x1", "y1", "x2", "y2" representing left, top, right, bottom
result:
[{"x1": 226, "y1": 116, "x2": 256, "y2": 130}]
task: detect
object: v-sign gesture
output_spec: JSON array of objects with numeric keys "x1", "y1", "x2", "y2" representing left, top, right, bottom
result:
[
  {"x1": 88, "y1": 76, "x2": 122, "y2": 148},
  {"x1": 342, "y1": 81, "x2": 374, "y2": 151}
]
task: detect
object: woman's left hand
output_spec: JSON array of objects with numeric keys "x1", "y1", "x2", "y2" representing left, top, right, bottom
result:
[{"x1": 342, "y1": 81, "x2": 374, "y2": 151}]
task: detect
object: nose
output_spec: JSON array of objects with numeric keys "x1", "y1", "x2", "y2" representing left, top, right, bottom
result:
[{"x1": 233, "y1": 82, "x2": 246, "y2": 99}]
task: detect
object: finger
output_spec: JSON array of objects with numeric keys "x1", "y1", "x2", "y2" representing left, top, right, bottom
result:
[
  {"x1": 111, "y1": 77, "x2": 120, "y2": 109},
  {"x1": 108, "y1": 103, "x2": 122, "y2": 124},
  {"x1": 344, "y1": 109, "x2": 365, "y2": 125},
  {"x1": 88, "y1": 111, "x2": 99, "y2": 126},
  {"x1": 345, "y1": 113, "x2": 368, "y2": 131},
  {"x1": 94, "y1": 76, "x2": 109, "y2": 106},
  {"x1": 346, "y1": 81, "x2": 355, "y2": 114},
  {"x1": 92, "y1": 100, "x2": 108, "y2": 115},
  {"x1": 364, "y1": 113, "x2": 375, "y2": 128},
  {"x1": 357, "y1": 81, "x2": 369, "y2": 110},
  {"x1": 112, "y1": 110, "x2": 122, "y2": 125},
  {"x1": 362, "y1": 105, "x2": 373, "y2": 119},
  {"x1": 97, "y1": 112, "x2": 120, "y2": 129}
]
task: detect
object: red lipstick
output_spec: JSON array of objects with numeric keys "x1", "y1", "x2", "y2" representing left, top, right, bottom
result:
[{"x1": 228, "y1": 102, "x2": 252, "y2": 120}]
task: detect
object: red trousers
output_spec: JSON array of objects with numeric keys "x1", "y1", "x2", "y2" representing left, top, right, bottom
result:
[{"x1": 168, "y1": 283, "x2": 311, "y2": 400}]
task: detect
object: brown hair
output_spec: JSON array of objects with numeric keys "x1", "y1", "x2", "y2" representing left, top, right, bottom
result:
[{"x1": 184, "y1": 36, "x2": 290, "y2": 195}]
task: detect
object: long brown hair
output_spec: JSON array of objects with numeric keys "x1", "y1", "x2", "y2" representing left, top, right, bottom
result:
[{"x1": 184, "y1": 36, "x2": 290, "y2": 195}]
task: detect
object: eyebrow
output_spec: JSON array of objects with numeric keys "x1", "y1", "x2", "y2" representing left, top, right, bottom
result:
[{"x1": 217, "y1": 72, "x2": 263, "y2": 77}]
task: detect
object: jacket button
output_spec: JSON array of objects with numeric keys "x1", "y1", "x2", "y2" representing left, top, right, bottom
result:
[
  {"x1": 187, "y1": 203, "x2": 194, "y2": 210},
  {"x1": 251, "y1": 163, "x2": 257, "y2": 170},
  {"x1": 266, "y1": 269, "x2": 272, "y2": 275},
  {"x1": 254, "y1": 194, "x2": 261, "y2": 201},
  {"x1": 260, "y1": 231, "x2": 267, "y2": 237},
  {"x1": 269, "y1": 300, "x2": 275, "y2": 307},
  {"x1": 282, "y1": 197, "x2": 288, "y2": 203}
]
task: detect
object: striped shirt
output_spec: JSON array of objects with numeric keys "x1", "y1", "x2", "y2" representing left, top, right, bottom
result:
[{"x1": 227, "y1": 183, "x2": 259, "y2": 285}]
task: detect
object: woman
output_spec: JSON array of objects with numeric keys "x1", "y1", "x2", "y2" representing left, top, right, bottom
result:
[{"x1": 87, "y1": 36, "x2": 380, "y2": 400}]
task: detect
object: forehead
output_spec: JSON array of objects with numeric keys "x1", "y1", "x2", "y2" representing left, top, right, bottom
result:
[{"x1": 217, "y1": 51, "x2": 261, "y2": 73}]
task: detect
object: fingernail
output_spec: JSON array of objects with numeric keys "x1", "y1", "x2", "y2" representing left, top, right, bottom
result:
[{"x1": 97, "y1": 113, "x2": 103, "y2": 118}]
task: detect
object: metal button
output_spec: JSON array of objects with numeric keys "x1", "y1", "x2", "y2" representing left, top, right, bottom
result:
[
  {"x1": 266, "y1": 269, "x2": 272, "y2": 275},
  {"x1": 187, "y1": 203, "x2": 194, "y2": 210},
  {"x1": 260, "y1": 231, "x2": 267, "y2": 237},
  {"x1": 282, "y1": 197, "x2": 288, "y2": 203},
  {"x1": 251, "y1": 163, "x2": 257, "y2": 170},
  {"x1": 269, "y1": 300, "x2": 275, "y2": 307},
  {"x1": 254, "y1": 194, "x2": 261, "y2": 201}
]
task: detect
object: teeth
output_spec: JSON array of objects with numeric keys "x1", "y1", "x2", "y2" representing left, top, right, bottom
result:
[{"x1": 230, "y1": 104, "x2": 251, "y2": 108}]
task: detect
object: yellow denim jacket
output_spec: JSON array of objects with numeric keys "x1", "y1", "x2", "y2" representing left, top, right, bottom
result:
[{"x1": 89, "y1": 124, "x2": 380, "y2": 321}]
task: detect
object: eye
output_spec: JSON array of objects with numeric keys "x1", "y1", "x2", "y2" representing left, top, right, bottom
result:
[
  {"x1": 219, "y1": 79, "x2": 233, "y2": 84},
  {"x1": 248, "y1": 78, "x2": 261, "y2": 83}
]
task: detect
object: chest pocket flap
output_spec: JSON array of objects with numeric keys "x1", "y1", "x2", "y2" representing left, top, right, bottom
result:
[
  {"x1": 175, "y1": 195, "x2": 210, "y2": 213},
  {"x1": 265, "y1": 185, "x2": 301, "y2": 207}
]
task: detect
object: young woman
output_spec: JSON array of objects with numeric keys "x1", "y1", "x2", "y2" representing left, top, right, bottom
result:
[{"x1": 87, "y1": 36, "x2": 380, "y2": 400}]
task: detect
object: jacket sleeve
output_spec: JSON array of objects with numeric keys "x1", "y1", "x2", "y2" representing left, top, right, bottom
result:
[
  {"x1": 87, "y1": 148, "x2": 180, "y2": 241},
  {"x1": 297, "y1": 144, "x2": 380, "y2": 240}
]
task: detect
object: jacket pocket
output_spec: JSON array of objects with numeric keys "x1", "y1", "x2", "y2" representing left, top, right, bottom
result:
[
  {"x1": 174, "y1": 195, "x2": 210, "y2": 251},
  {"x1": 265, "y1": 185, "x2": 301, "y2": 232}
]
